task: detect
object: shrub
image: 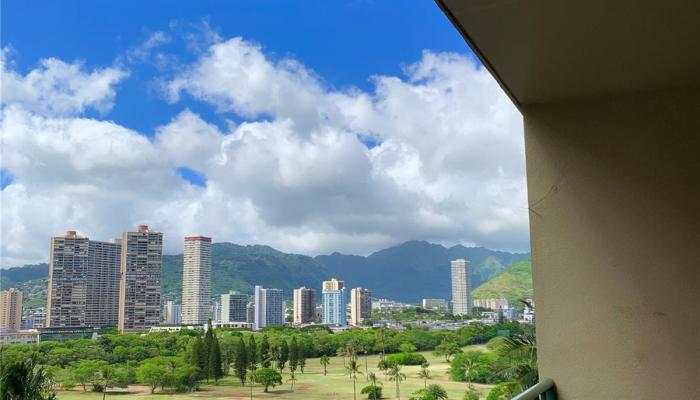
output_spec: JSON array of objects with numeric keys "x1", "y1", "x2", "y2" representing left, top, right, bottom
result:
[
  {"x1": 387, "y1": 352, "x2": 427, "y2": 366},
  {"x1": 361, "y1": 384, "x2": 383, "y2": 399}
]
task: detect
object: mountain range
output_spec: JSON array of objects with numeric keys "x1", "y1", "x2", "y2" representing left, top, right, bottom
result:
[{"x1": 1, "y1": 240, "x2": 531, "y2": 306}]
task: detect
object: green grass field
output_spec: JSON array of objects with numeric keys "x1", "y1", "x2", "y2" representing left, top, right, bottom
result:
[{"x1": 56, "y1": 346, "x2": 493, "y2": 400}]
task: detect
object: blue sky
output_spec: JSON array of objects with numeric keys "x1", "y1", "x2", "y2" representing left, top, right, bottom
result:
[
  {"x1": 1, "y1": 1, "x2": 526, "y2": 265},
  {"x1": 3, "y1": 0, "x2": 474, "y2": 136}
]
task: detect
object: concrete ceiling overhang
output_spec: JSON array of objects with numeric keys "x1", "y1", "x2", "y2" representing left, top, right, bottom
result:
[{"x1": 436, "y1": 0, "x2": 700, "y2": 107}]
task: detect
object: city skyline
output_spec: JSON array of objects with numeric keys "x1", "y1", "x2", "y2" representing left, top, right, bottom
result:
[{"x1": 1, "y1": 2, "x2": 527, "y2": 267}]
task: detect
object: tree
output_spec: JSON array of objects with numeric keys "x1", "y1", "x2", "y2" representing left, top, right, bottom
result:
[
  {"x1": 95, "y1": 364, "x2": 130, "y2": 400},
  {"x1": 298, "y1": 340, "x2": 307, "y2": 373},
  {"x1": 218, "y1": 335, "x2": 237, "y2": 375},
  {"x1": 320, "y1": 355, "x2": 330, "y2": 376},
  {"x1": 208, "y1": 334, "x2": 223, "y2": 383},
  {"x1": 409, "y1": 384, "x2": 448, "y2": 400},
  {"x1": 69, "y1": 360, "x2": 107, "y2": 392},
  {"x1": 345, "y1": 359, "x2": 363, "y2": 400},
  {"x1": 252, "y1": 368, "x2": 282, "y2": 393},
  {"x1": 361, "y1": 372, "x2": 383, "y2": 400},
  {"x1": 377, "y1": 359, "x2": 393, "y2": 381},
  {"x1": 337, "y1": 346, "x2": 347, "y2": 367},
  {"x1": 245, "y1": 366, "x2": 256, "y2": 400},
  {"x1": 233, "y1": 337, "x2": 248, "y2": 385},
  {"x1": 361, "y1": 384, "x2": 383, "y2": 400},
  {"x1": 258, "y1": 335, "x2": 271, "y2": 368},
  {"x1": 136, "y1": 362, "x2": 166, "y2": 394},
  {"x1": 489, "y1": 333, "x2": 538, "y2": 392},
  {"x1": 399, "y1": 343, "x2": 417, "y2": 354},
  {"x1": 463, "y1": 386, "x2": 481, "y2": 400},
  {"x1": 0, "y1": 357, "x2": 57, "y2": 400},
  {"x1": 288, "y1": 338, "x2": 299, "y2": 390},
  {"x1": 203, "y1": 323, "x2": 216, "y2": 382},
  {"x1": 387, "y1": 364, "x2": 406, "y2": 399},
  {"x1": 434, "y1": 340, "x2": 462, "y2": 362},
  {"x1": 247, "y1": 336, "x2": 258, "y2": 370},
  {"x1": 192, "y1": 336, "x2": 206, "y2": 379},
  {"x1": 276, "y1": 341, "x2": 289, "y2": 372},
  {"x1": 417, "y1": 363, "x2": 432, "y2": 388}
]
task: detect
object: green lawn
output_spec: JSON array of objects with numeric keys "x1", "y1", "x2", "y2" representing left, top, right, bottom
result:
[{"x1": 57, "y1": 346, "x2": 493, "y2": 400}]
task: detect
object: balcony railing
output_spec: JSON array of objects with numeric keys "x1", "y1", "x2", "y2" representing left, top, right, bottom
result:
[{"x1": 511, "y1": 378, "x2": 557, "y2": 400}]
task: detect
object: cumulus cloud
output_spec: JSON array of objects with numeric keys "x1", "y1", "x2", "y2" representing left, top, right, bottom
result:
[
  {"x1": 1, "y1": 49, "x2": 127, "y2": 116},
  {"x1": 0, "y1": 37, "x2": 527, "y2": 266}
]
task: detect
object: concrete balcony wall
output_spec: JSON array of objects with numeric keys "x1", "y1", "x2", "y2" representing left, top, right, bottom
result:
[{"x1": 523, "y1": 88, "x2": 699, "y2": 399}]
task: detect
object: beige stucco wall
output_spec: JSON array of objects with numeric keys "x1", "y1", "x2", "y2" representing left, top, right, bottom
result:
[{"x1": 523, "y1": 89, "x2": 700, "y2": 399}]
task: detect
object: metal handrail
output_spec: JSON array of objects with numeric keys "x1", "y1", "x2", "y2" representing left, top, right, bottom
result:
[{"x1": 511, "y1": 378, "x2": 557, "y2": 400}]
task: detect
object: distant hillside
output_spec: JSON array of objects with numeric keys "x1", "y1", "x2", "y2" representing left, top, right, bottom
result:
[
  {"x1": 472, "y1": 260, "x2": 533, "y2": 304},
  {"x1": 2, "y1": 241, "x2": 530, "y2": 306},
  {"x1": 315, "y1": 240, "x2": 530, "y2": 303},
  {"x1": 0, "y1": 263, "x2": 48, "y2": 289},
  {"x1": 162, "y1": 243, "x2": 330, "y2": 299}
]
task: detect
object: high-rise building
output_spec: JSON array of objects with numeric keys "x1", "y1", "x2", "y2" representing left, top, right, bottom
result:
[
  {"x1": 221, "y1": 291, "x2": 249, "y2": 323},
  {"x1": 118, "y1": 225, "x2": 163, "y2": 332},
  {"x1": 292, "y1": 287, "x2": 316, "y2": 325},
  {"x1": 0, "y1": 288, "x2": 23, "y2": 331},
  {"x1": 451, "y1": 259, "x2": 471, "y2": 316},
  {"x1": 253, "y1": 286, "x2": 283, "y2": 330},
  {"x1": 163, "y1": 301, "x2": 182, "y2": 325},
  {"x1": 181, "y1": 236, "x2": 212, "y2": 325},
  {"x1": 322, "y1": 278, "x2": 346, "y2": 326},
  {"x1": 350, "y1": 287, "x2": 371, "y2": 326},
  {"x1": 46, "y1": 231, "x2": 121, "y2": 328}
]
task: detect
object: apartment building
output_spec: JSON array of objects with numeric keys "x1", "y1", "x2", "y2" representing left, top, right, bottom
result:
[
  {"x1": 292, "y1": 286, "x2": 316, "y2": 325},
  {"x1": 450, "y1": 259, "x2": 471, "y2": 316},
  {"x1": 181, "y1": 236, "x2": 212, "y2": 325},
  {"x1": 253, "y1": 286, "x2": 283, "y2": 330},
  {"x1": 322, "y1": 278, "x2": 346, "y2": 326},
  {"x1": 0, "y1": 288, "x2": 23, "y2": 331},
  {"x1": 118, "y1": 225, "x2": 163, "y2": 332},
  {"x1": 46, "y1": 231, "x2": 121, "y2": 328},
  {"x1": 349, "y1": 287, "x2": 371, "y2": 326}
]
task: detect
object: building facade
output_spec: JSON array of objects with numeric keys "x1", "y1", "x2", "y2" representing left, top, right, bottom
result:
[
  {"x1": 47, "y1": 231, "x2": 121, "y2": 328},
  {"x1": 473, "y1": 298, "x2": 509, "y2": 310},
  {"x1": 421, "y1": 298, "x2": 448, "y2": 310},
  {"x1": 292, "y1": 287, "x2": 316, "y2": 325},
  {"x1": 181, "y1": 236, "x2": 212, "y2": 325},
  {"x1": 118, "y1": 225, "x2": 163, "y2": 332},
  {"x1": 0, "y1": 288, "x2": 23, "y2": 331},
  {"x1": 163, "y1": 301, "x2": 182, "y2": 325},
  {"x1": 450, "y1": 259, "x2": 471, "y2": 316},
  {"x1": 253, "y1": 286, "x2": 283, "y2": 330},
  {"x1": 322, "y1": 278, "x2": 346, "y2": 326},
  {"x1": 221, "y1": 291, "x2": 249, "y2": 323},
  {"x1": 349, "y1": 287, "x2": 371, "y2": 326}
]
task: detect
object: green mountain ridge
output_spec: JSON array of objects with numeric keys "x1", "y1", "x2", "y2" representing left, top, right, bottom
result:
[
  {"x1": 1, "y1": 241, "x2": 532, "y2": 306},
  {"x1": 472, "y1": 260, "x2": 533, "y2": 304}
]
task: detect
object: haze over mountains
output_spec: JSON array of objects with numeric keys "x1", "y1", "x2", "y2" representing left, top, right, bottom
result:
[{"x1": 1, "y1": 240, "x2": 531, "y2": 304}]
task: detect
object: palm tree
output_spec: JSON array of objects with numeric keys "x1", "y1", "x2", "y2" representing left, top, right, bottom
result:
[
  {"x1": 345, "y1": 360, "x2": 363, "y2": 400},
  {"x1": 319, "y1": 355, "x2": 330, "y2": 376},
  {"x1": 0, "y1": 356, "x2": 56, "y2": 400},
  {"x1": 360, "y1": 344, "x2": 370, "y2": 381},
  {"x1": 387, "y1": 364, "x2": 406, "y2": 400},
  {"x1": 462, "y1": 358, "x2": 476, "y2": 390},
  {"x1": 245, "y1": 366, "x2": 256, "y2": 400},
  {"x1": 417, "y1": 363, "x2": 432, "y2": 388},
  {"x1": 337, "y1": 346, "x2": 347, "y2": 368},
  {"x1": 490, "y1": 332, "x2": 538, "y2": 392}
]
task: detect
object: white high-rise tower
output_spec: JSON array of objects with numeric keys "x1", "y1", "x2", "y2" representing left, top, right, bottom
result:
[
  {"x1": 451, "y1": 259, "x2": 471, "y2": 316},
  {"x1": 181, "y1": 236, "x2": 212, "y2": 325}
]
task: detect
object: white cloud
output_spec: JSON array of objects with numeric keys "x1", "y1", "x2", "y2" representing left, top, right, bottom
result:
[
  {"x1": 1, "y1": 49, "x2": 127, "y2": 116},
  {"x1": 0, "y1": 37, "x2": 527, "y2": 266}
]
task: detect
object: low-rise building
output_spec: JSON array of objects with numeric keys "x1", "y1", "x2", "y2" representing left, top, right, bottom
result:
[
  {"x1": 421, "y1": 298, "x2": 448, "y2": 310},
  {"x1": 0, "y1": 330, "x2": 40, "y2": 345}
]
